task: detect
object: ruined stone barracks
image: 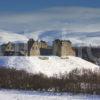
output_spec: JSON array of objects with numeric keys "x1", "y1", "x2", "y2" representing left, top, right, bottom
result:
[{"x1": 0, "y1": 39, "x2": 75, "y2": 57}]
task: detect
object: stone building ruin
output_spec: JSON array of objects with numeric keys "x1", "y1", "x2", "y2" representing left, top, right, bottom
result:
[
  {"x1": 53, "y1": 39, "x2": 75, "y2": 57},
  {"x1": 0, "y1": 39, "x2": 75, "y2": 57}
]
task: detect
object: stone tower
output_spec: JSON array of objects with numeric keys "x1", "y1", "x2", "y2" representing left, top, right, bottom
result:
[
  {"x1": 28, "y1": 39, "x2": 40, "y2": 56},
  {"x1": 53, "y1": 39, "x2": 75, "y2": 57}
]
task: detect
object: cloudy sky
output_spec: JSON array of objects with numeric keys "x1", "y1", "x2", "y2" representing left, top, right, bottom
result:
[{"x1": 0, "y1": 0, "x2": 100, "y2": 46}]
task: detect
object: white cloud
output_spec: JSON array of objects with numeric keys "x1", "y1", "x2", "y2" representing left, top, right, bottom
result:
[
  {"x1": 0, "y1": 7, "x2": 100, "y2": 32},
  {"x1": 0, "y1": 7, "x2": 100, "y2": 46}
]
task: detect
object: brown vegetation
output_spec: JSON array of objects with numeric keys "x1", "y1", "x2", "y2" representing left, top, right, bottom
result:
[{"x1": 0, "y1": 67, "x2": 100, "y2": 94}]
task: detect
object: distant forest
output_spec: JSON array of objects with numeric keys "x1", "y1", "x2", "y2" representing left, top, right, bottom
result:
[{"x1": 0, "y1": 67, "x2": 100, "y2": 94}]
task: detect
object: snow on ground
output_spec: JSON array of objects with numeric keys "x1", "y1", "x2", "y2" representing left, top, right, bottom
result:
[
  {"x1": 0, "y1": 89, "x2": 100, "y2": 100},
  {"x1": 0, "y1": 56, "x2": 99, "y2": 76}
]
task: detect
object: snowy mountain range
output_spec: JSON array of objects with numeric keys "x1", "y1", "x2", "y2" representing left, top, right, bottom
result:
[
  {"x1": 0, "y1": 30, "x2": 100, "y2": 46},
  {"x1": 0, "y1": 30, "x2": 28, "y2": 45}
]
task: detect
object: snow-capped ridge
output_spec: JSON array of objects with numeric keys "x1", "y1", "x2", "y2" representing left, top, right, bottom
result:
[{"x1": 0, "y1": 30, "x2": 28, "y2": 44}]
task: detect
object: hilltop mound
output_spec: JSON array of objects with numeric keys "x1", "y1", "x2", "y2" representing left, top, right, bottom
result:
[{"x1": 0, "y1": 56, "x2": 99, "y2": 76}]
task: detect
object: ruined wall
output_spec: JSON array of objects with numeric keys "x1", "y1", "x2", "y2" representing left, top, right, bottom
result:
[
  {"x1": 29, "y1": 42, "x2": 40, "y2": 56},
  {"x1": 53, "y1": 39, "x2": 75, "y2": 57},
  {"x1": 0, "y1": 45, "x2": 3, "y2": 56},
  {"x1": 60, "y1": 41, "x2": 75, "y2": 57},
  {"x1": 0, "y1": 39, "x2": 75, "y2": 57},
  {"x1": 1, "y1": 42, "x2": 28, "y2": 56},
  {"x1": 2, "y1": 42, "x2": 15, "y2": 56},
  {"x1": 53, "y1": 39, "x2": 61, "y2": 56},
  {"x1": 28, "y1": 39, "x2": 40, "y2": 56},
  {"x1": 4, "y1": 42, "x2": 15, "y2": 52},
  {"x1": 38, "y1": 41, "x2": 48, "y2": 49},
  {"x1": 28, "y1": 39, "x2": 35, "y2": 56}
]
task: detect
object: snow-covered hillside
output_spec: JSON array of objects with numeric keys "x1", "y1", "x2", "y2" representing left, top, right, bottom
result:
[
  {"x1": 0, "y1": 56, "x2": 99, "y2": 76},
  {"x1": 0, "y1": 89, "x2": 100, "y2": 100}
]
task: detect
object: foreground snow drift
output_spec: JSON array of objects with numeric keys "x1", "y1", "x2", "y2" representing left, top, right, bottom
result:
[
  {"x1": 0, "y1": 56, "x2": 99, "y2": 76},
  {"x1": 0, "y1": 89, "x2": 100, "y2": 100}
]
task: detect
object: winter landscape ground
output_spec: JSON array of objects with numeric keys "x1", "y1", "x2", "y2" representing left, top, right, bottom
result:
[
  {"x1": 0, "y1": 0, "x2": 100, "y2": 99},
  {"x1": 0, "y1": 89, "x2": 100, "y2": 100},
  {"x1": 0, "y1": 56, "x2": 99, "y2": 99},
  {"x1": 0, "y1": 56, "x2": 98, "y2": 76}
]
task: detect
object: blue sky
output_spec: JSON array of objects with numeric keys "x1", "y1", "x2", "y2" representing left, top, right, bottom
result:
[
  {"x1": 0, "y1": 0, "x2": 100, "y2": 45},
  {"x1": 0, "y1": 0, "x2": 100, "y2": 31},
  {"x1": 0, "y1": 0, "x2": 100, "y2": 13}
]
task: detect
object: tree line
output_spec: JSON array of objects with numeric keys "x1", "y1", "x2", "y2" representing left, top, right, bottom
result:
[{"x1": 0, "y1": 67, "x2": 100, "y2": 94}]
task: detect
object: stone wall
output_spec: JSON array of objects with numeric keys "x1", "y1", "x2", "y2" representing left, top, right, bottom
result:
[
  {"x1": 38, "y1": 41, "x2": 48, "y2": 49},
  {"x1": 29, "y1": 41, "x2": 40, "y2": 56},
  {"x1": 0, "y1": 39, "x2": 75, "y2": 57},
  {"x1": 28, "y1": 39, "x2": 48, "y2": 56},
  {"x1": 53, "y1": 39, "x2": 75, "y2": 57}
]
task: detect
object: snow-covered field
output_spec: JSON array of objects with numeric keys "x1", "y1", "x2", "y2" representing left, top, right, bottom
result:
[
  {"x1": 0, "y1": 56, "x2": 99, "y2": 76},
  {"x1": 0, "y1": 56, "x2": 99, "y2": 99},
  {"x1": 0, "y1": 89, "x2": 100, "y2": 100}
]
